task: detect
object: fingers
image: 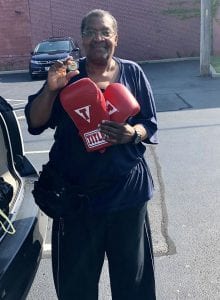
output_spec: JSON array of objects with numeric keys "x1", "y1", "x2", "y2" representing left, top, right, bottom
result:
[
  {"x1": 49, "y1": 57, "x2": 79, "y2": 75},
  {"x1": 99, "y1": 121, "x2": 123, "y2": 138},
  {"x1": 99, "y1": 122, "x2": 117, "y2": 142},
  {"x1": 99, "y1": 120, "x2": 126, "y2": 135},
  {"x1": 102, "y1": 133, "x2": 109, "y2": 140},
  {"x1": 48, "y1": 61, "x2": 66, "y2": 76},
  {"x1": 66, "y1": 69, "x2": 80, "y2": 80},
  {"x1": 45, "y1": 56, "x2": 80, "y2": 93},
  {"x1": 99, "y1": 121, "x2": 133, "y2": 144},
  {"x1": 99, "y1": 121, "x2": 119, "y2": 141},
  {"x1": 102, "y1": 132, "x2": 117, "y2": 144},
  {"x1": 101, "y1": 120, "x2": 122, "y2": 128}
]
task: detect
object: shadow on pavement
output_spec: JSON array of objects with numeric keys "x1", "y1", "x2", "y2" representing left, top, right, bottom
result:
[{"x1": 141, "y1": 59, "x2": 220, "y2": 112}]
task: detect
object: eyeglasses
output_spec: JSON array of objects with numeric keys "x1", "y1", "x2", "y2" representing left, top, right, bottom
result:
[{"x1": 82, "y1": 29, "x2": 115, "y2": 39}]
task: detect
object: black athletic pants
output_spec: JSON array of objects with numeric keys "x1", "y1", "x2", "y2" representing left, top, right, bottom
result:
[{"x1": 51, "y1": 202, "x2": 156, "y2": 300}]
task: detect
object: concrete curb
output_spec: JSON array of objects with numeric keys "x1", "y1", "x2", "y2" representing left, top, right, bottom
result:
[
  {"x1": 137, "y1": 56, "x2": 199, "y2": 65},
  {"x1": 210, "y1": 64, "x2": 220, "y2": 78},
  {"x1": 0, "y1": 69, "x2": 28, "y2": 75}
]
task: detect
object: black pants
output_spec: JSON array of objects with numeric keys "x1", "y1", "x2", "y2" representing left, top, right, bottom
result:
[{"x1": 51, "y1": 202, "x2": 156, "y2": 300}]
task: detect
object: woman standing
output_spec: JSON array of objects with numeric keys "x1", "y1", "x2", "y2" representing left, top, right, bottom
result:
[{"x1": 25, "y1": 9, "x2": 158, "y2": 300}]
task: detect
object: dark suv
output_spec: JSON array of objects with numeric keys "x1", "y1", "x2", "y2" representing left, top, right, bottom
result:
[{"x1": 29, "y1": 37, "x2": 81, "y2": 80}]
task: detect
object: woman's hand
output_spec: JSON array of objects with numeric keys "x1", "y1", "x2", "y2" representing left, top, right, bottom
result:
[
  {"x1": 47, "y1": 57, "x2": 79, "y2": 92},
  {"x1": 99, "y1": 120, "x2": 136, "y2": 144}
]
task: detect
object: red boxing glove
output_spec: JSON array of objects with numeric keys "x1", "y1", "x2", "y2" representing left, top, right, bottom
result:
[
  {"x1": 104, "y1": 83, "x2": 140, "y2": 122},
  {"x1": 60, "y1": 78, "x2": 111, "y2": 152}
]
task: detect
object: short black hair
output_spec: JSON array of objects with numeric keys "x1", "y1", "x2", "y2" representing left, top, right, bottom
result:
[{"x1": 81, "y1": 9, "x2": 118, "y2": 35}]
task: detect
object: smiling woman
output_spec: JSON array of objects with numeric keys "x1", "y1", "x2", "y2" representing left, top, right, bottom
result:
[
  {"x1": 25, "y1": 8, "x2": 158, "y2": 300},
  {"x1": 81, "y1": 10, "x2": 118, "y2": 73}
]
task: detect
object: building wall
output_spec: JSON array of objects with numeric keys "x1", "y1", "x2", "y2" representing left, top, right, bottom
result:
[
  {"x1": 1, "y1": 0, "x2": 219, "y2": 70},
  {"x1": 29, "y1": 0, "x2": 201, "y2": 61},
  {"x1": 0, "y1": 0, "x2": 31, "y2": 70}
]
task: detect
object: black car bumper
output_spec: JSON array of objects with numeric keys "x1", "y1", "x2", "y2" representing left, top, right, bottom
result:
[{"x1": 29, "y1": 64, "x2": 49, "y2": 78}]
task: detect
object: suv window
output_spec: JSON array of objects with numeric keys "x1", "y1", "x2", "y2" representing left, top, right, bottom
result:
[{"x1": 35, "y1": 40, "x2": 71, "y2": 54}]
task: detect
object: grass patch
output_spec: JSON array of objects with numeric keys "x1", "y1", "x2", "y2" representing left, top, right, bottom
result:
[{"x1": 211, "y1": 56, "x2": 220, "y2": 73}]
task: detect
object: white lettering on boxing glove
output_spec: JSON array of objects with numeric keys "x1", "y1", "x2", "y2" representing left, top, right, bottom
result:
[
  {"x1": 105, "y1": 100, "x2": 118, "y2": 116},
  {"x1": 74, "y1": 105, "x2": 91, "y2": 122},
  {"x1": 104, "y1": 83, "x2": 140, "y2": 122}
]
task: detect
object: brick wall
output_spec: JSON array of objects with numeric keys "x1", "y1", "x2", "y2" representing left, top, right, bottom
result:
[
  {"x1": 0, "y1": 0, "x2": 31, "y2": 70},
  {"x1": 28, "y1": 0, "x2": 201, "y2": 61},
  {"x1": 28, "y1": 0, "x2": 52, "y2": 49},
  {"x1": 1, "y1": 0, "x2": 218, "y2": 70}
]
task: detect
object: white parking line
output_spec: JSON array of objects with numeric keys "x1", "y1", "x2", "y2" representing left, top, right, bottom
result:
[
  {"x1": 17, "y1": 116, "x2": 25, "y2": 120},
  {"x1": 43, "y1": 243, "x2": 51, "y2": 252},
  {"x1": 6, "y1": 98, "x2": 26, "y2": 102},
  {"x1": 25, "y1": 150, "x2": 50, "y2": 154},
  {"x1": 42, "y1": 243, "x2": 52, "y2": 257}
]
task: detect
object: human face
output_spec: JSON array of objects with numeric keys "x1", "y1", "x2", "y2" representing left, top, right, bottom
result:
[{"x1": 82, "y1": 15, "x2": 118, "y2": 65}]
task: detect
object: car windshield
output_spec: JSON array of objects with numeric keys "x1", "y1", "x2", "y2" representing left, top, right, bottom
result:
[{"x1": 34, "y1": 40, "x2": 70, "y2": 54}]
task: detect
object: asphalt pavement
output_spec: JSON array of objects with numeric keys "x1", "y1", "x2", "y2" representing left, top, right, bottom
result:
[
  {"x1": 1, "y1": 59, "x2": 220, "y2": 299},
  {"x1": 144, "y1": 59, "x2": 220, "y2": 300}
]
